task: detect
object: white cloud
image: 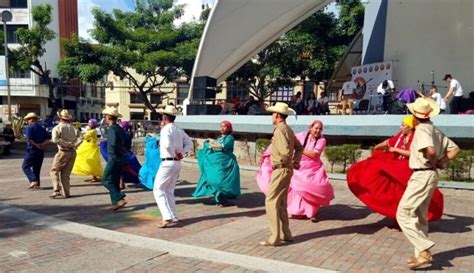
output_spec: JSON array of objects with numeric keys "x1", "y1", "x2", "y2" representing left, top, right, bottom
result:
[
  {"x1": 175, "y1": 0, "x2": 210, "y2": 25},
  {"x1": 78, "y1": 0, "x2": 215, "y2": 41},
  {"x1": 77, "y1": 0, "x2": 131, "y2": 42}
]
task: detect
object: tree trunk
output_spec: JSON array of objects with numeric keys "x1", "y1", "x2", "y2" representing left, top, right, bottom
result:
[
  {"x1": 48, "y1": 83, "x2": 59, "y2": 119},
  {"x1": 138, "y1": 89, "x2": 157, "y2": 114}
]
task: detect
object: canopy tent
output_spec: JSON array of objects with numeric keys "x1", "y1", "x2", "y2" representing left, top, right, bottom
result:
[{"x1": 189, "y1": 0, "x2": 332, "y2": 100}]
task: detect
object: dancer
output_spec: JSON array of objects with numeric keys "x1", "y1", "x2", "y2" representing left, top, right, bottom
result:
[
  {"x1": 154, "y1": 105, "x2": 193, "y2": 228},
  {"x1": 99, "y1": 121, "x2": 141, "y2": 189},
  {"x1": 22, "y1": 112, "x2": 50, "y2": 189},
  {"x1": 101, "y1": 107, "x2": 127, "y2": 211},
  {"x1": 50, "y1": 110, "x2": 81, "y2": 198},
  {"x1": 138, "y1": 125, "x2": 161, "y2": 190},
  {"x1": 347, "y1": 116, "x2": 444, "y2": 223},
  {"x1": 119, "y1": 121, "x2": 142, "y2": 189},
  {"x1": 396, "y1": 98, "x2": 460, "y2": 269},
  {"x1": 257, "y1": 120, "x2": 334, "y2": 222},
  {"x1": 260, "y1": 102, "x2": 303, "y2": 246},
  {"x1": 72, "y1": 119, "x2": 103, "y2": 182},
  {"x1": 192, "y1": 120, "x2": 241, "y2": 207}
]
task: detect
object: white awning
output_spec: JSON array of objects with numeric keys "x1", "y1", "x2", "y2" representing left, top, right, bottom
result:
[{"x1": 190, "y1": 0, "x2": 332, "y2": 99}]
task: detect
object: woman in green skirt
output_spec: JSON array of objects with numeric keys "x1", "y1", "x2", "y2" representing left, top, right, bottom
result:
[{"x1": 193, "y1": 120, "x2": 240, "y2": 206}]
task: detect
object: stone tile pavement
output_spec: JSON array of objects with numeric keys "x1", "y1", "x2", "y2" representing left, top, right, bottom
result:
[{"x1": 0, "y1": 152, "x2": 473, "y2": 272}]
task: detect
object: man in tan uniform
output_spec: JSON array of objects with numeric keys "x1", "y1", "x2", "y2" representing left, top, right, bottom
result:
[
  {"x1": 396, "y1": 98, "x2": 460, "y2": 269},
  {"x1": 260, "y1": 102, "x2": 303, "y2": 246},
  {"x1": 50, "y1": 110, "x2": 82, "y2": 198}
]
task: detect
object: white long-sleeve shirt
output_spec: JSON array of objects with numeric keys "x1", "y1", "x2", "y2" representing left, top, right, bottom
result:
[{"x1": 159, "y1": 123, "x2": 193, "y2": 158}]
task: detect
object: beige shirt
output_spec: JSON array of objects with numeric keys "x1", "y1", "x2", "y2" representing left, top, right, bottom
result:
[
  {"x1": 409, "y1": 122, "x2": 458, "y2": 169},
  {"x1": 271, "y1": 123, "x2": 303, "y2": 168},
  {"x1": 52, "y1": 122, "x2": 81, "y2": 151}
]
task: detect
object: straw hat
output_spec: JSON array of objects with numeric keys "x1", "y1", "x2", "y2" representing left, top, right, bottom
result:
[
  {"x1": 407, "y1": 98, "x2": 440, "y2": 119},
  {"x1": 57, "y1": 109, "x2": 73, "y2": 120},
  {"x1": 266, "y1": 102, "x2": 296, "y2": 116},
  {"x1": 24, "y1": 112, "x2": 39, "y2": 120},
  {"x1": 102, "y1": 107, "x2": 122, "y2": 118},
  {"x1": 157, "y1": 105, "x2": 178, "y2": 116}
]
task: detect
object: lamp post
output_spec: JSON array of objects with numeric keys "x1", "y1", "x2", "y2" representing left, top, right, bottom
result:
[{"x1": 1, "y1": 10, "x2": 12, "y2": 121}]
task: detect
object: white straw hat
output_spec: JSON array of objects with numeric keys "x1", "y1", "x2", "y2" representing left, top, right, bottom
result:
[{"x1": 266, "y1": 102, "x2": 296, "y2": 116}]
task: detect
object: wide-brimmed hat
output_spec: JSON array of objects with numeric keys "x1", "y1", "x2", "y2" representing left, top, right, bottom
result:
[
  {"x1": 407, "y1": 98, "x2": 440, "y2": 119},
  {"x1": 102, "y1": 107, "x2": 122, "y2": 118},
  {"x1": 157, "y1": 105, "x2": 178, "y2": 116},
  {"x1": 266, "y1": 102, "x2": 296, "y2": 116},
  {"x1": 57, "y1": 109, "x2": 73, "y2": 120},
  {"x1": 24, "y1": 112, "x2": 38, "y2": 120}
]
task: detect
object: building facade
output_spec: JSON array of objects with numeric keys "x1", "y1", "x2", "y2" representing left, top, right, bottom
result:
[{"x1": 0, "y1": 0, "x2": 103, "y2": 121}]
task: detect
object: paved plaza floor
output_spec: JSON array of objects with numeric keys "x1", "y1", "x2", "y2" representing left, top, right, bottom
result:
[{"x1": 0, "y1": 152, "x2": 473, "y2": 272}]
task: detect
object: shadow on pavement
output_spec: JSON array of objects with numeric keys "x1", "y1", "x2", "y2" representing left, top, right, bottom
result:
[
  {"x1": 291, "y1": 219, "x2": 386, "y2": 245},
  {"x1": 317, "y1": 204, "x2": 373, "y2": 221},
  {"x1": 430, "y1": 213, "x2": 474, "y2": 234},
  {"x1": 428, "y1": 246, "x2": 474, "y2": 270}
]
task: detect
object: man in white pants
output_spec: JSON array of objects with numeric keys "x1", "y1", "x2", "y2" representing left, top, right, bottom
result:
[{"x1": 154, "y1": 105, "x2": 193, "y2": 228}]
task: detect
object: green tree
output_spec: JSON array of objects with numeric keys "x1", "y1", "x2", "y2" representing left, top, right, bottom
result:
[
  {"x1": 58, "y1": 0, "x2": 205, "y2": 114},
  {"x1": 9, "y1": 4, "x2": 59, "y2": 118}
]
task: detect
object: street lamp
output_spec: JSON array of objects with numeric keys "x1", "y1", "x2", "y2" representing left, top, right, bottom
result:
[{"x1": 1, "y1": 10, "x2": 12, "y2": 121}]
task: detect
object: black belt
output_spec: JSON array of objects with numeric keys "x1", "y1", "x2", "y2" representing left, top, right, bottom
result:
[
  {"x1": 413, "y1": 168, "x2": 436, "y2": 172},
  {"x1": 161, "y1": 157, "x2": 179, "y2": 161}
]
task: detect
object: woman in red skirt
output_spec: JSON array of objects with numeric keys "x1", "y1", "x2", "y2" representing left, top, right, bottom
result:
[{"x1": 347, "y1": 116, "x2": 443, "y2": 223}]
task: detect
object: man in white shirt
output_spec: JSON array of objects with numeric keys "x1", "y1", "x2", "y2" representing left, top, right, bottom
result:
[
  {"x1": 442, "y1": 74, "x2": 464, "y2": 114},
  {"x1": 377, "y1": 80, "x2": 395, "y2": 112},
  {"x1": 154, "y1": 105, "x2": 193, "y2": 228}
]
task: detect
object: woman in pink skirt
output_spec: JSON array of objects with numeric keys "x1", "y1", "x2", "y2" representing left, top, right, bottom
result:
[{"x1": 257, "y1": 120, "x2": 334, "y2": 222}]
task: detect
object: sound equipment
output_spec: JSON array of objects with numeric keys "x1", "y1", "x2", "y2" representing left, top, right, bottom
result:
[{"x1": 192, "y1": 76, "x2": 217, "y2": 100}]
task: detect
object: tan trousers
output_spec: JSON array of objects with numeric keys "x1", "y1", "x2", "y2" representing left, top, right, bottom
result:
[
  {"x1": 50, "y1": 150, "x2": 76, "y2": 196},
  {"x1": 265, "y1": 168, "x2": 293, "y2": 245},
  {"x1": 396, "y1": 170, "x2": 438, "y2": 254}
]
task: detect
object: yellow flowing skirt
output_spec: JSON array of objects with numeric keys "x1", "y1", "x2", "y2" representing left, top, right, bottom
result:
[{"x1": 72, "y1": 141, "x2": 103, "y2": 177}]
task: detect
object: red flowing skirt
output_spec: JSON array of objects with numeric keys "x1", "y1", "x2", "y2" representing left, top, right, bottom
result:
[{"x1": 346, "y1": 150, "x2": 443, "y2": 221}]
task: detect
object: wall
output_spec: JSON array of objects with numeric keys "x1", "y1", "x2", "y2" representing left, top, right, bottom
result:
[{"x1": 383, "y1": 0, "x2": 473, "y2": 99}]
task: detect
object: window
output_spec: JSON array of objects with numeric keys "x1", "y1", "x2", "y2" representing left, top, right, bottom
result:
[
  {"x1": 10, "y1": 68, "x2": 30, "y2": 78},
  {"x1": 177, "y1": 83, "x2": 190, "y2": 105},
  {"x1": 226, "y1": 82, "x2": 248, "y2": 100},
  {"x1": 130, "y1": 93, "x2": 143, "y2": 103},
  {"x1": 270, "y1": 85, "x2": 294, "y2": 103},
  {"x1": 150, "y1": 93, "x2": 161, "y2": 104},
  {"x1": 10, "y1": 0, "x2": 27, "y2": 8},
  {"x1": 130, "y1": 112, "x2": 144, "y2": 120},
  {"x1": 6, "y1": 25, "x2": 28, "y2": 44}
]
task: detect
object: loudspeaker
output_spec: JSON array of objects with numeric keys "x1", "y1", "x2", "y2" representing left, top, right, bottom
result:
[
  {"x1": 193, "y1": 76, "x2": 217, "y2": 100},
  {"x1": 186, "y1": 104, "x2": 221, "y2": 115}
]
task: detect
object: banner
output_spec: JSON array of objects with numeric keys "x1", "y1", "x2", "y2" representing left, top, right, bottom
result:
[
  {"x1": 0, "y1": 56, "x2": 6, "y2": 86},
  {"x1": 350, "y1": 61, "x2": 393, "y2": 109}
]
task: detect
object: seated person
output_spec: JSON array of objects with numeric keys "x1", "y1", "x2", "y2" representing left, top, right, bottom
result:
[
  {"x1": 341, "y1": 81, "x2": 355, "y2": 115},
  {"x1": 318, "y1": 92, "x2": 330, "y2": 115},
  {"x1": 377, "y1": 80, "x2": 396, "y2": 112}
]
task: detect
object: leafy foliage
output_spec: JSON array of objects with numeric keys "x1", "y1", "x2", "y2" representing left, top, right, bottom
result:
[
  {"x1": 324, "y1": 144, "x2": 362, "y2": 173},
  {"x1": 444, "y1": 150, "x2": 474, "y2": 182},
  {"x1": 8, "y1": 4, "x2": 58, "y2": 117},
  {"x1": 58, "y1": 0, "x2": 206, "y2": 113}
]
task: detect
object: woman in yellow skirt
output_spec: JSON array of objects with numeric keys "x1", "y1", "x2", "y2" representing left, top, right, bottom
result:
[{"x1": 72, "y1": 119, "x2": 103, "y2": 182}]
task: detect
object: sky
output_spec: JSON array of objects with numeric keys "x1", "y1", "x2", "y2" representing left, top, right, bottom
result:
[{"x1": 78, "y1": 0, "x2": 214, "y2": 41}]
